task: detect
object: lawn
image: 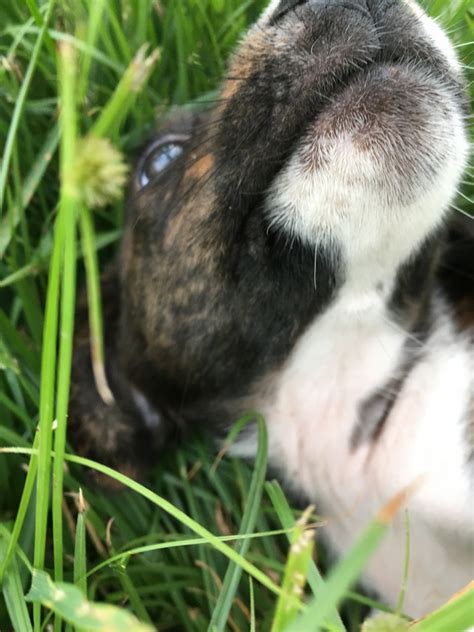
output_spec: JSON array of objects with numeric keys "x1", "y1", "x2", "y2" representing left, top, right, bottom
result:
[{"x1": 0, "y1": 1, "x2": 473, "y2": 630}]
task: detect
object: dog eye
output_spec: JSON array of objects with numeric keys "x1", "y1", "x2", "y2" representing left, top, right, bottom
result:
[{"x1": 137, "y1": 136, "x2": 187, "y2": 188}]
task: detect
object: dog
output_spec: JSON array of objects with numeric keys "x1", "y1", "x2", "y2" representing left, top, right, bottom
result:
[{"x1": 70, "y1": 0, "x2": 473, "y2": 617}]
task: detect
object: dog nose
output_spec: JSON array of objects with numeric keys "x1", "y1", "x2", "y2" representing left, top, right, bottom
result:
[{"x1": 271, "y1": 0, "x2": 373, "y2": 23}]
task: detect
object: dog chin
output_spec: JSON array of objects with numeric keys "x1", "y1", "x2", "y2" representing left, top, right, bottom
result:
[
  {"x1": 253, "y1": 0, "x2": 469, "y2": 293},
  {"x1": 265, "y1": 65, "x2": 467, "y2": 266}
]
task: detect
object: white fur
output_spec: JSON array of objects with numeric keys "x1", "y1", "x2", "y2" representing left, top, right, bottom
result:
[{"x1": 233, "y1": 294, "x2": 473, "y2": 617}]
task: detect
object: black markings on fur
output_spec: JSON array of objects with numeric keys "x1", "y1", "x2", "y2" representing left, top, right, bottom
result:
[
  {"x1": 270, "y1": 0, "x2": 308, "y2": 24},
  {"x1": 437, "y1": 215, "x2": 474, "y2": 332},
  {"x1": 389, "y1": 229, "x2": 443, "y2": 323},
  {"x1": 437, "y1": 216, "x2": 474, "y2": 466},
  {"x1": 120, "y1": 192, "x2": 344, "y2": 426},
  {"x1": 352, "y1": 216, "x2": 473, "y2": 451},
  {"x1": 351, "y1": 332, "x2": 428, "y2": 450},
  {"x1": 271, "y1": 0, "x2": 372, "y2": 26},
  {"x1": 351, "y1": 232, "x2": 443, "y2": 450}
]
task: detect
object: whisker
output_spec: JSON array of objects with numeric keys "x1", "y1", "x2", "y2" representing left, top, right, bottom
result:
[
  {"x1": 451, "y1": 204, "x2": 474, "y2": 220},
  {"x1": 455, "y1": 190, "x2": 474, "y2": 204}
]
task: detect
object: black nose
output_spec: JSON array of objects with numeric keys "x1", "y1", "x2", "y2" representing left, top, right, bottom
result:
[{"x1": 271, "y1": 0, "x2": 373, "y2": 23}]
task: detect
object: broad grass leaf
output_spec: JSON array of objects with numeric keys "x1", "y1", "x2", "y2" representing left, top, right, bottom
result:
[{"x1": 25, "y1": 570, "x2": 155, "y2": 632}]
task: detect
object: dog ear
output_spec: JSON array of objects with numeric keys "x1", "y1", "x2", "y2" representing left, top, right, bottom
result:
[{"x1": 68, "y1": 270, "x2": 160, "y2": 488}]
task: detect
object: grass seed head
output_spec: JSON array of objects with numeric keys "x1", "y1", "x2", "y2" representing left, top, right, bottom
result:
[
  {"x1": 75, "y1": 136, "x2": 129, "y2": 208},
  {"x1": 361, "y1": 614, "x2": 409, "y2": 632}
]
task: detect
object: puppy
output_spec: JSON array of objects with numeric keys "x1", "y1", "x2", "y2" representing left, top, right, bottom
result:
[{"x1": 70, "y1": 0, "x2": 473, "y2": 617}]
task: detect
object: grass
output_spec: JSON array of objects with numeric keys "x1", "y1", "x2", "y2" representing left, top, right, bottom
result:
[{"x1": 0, "y1": 0, "x2": 473, "y2": 630}]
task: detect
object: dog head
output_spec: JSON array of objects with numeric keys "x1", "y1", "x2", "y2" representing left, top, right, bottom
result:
[{"x1": 119, "y1": 0, "x2": 468, "y2": 423}]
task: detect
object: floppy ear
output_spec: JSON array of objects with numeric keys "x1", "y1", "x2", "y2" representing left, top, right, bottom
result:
[{"x1": 68, "y1": 270, "x2": 160, "y2": 487}]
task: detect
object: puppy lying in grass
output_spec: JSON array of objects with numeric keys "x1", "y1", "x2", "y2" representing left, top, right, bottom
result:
[{"x1": 70, "y1": 0, "x2": 473, "y2": 617}]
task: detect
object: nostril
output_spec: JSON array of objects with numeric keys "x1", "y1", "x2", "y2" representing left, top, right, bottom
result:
[
  {"x1": 271, "y1": 0, "x2": 373, "y2": 24},
  {"x1": 271, "y1": 0, "x2": 307, "y2": 23},
  {"x1": 309, "y1": 0, "x2": 371, "y2": 16}
]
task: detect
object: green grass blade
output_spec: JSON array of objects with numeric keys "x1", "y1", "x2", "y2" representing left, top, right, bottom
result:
[
  {"x1": 0, "y1": 123, "x2": 59, "y2": 259},
  {"x1": 52, "y1": 41, "x2": 79, "y2": 606},
  {"x1": 411, "y1": 586, "x2": 474, "y2": 632},
  {"x1": 249, "y1": 577, "x2": 256, "y2": 632},
  {"x1": 87, "y1": 528, "x2": 297, "y2": 579},
  {"x1": 271, "y1": 507, "x2": 315, "y2": 632},
  {"x1": 78, "y1": 205, "x2": 114, "y2": 404},
  {"x1": 288, "y1": 522, "x2": 387, "y2": 632},
  {"x1": 33, "y1": 183, "x2": 64, "y2": 632},
  {"x1": 73, "y1": 492, "x2": 87, "y2": 596},
  {"x1": 24, "y1": 0, "x2": 56, "y2": 57},
  {"x1": 91, "y1": 45, "x2": 160, "y2": 140},
  {"x1": 77, "y1": 0, "x2": 108, "y2": 102},
  {"x1": 0, "y1": 424, "x2": 31, "y2": 448},
  {"x1": 0, "y1": 433, "x2": 38, "y2": 585},
  {"x1": 0, "y1": 533, "x2": 33, "y2": 632},
  {"x1": 208, "y1": 415, "x2": 268, "y2": 632},
  {"x1": 0, "y1": 0, "x2": 56, "y2": 217},
  {"x1": 114, "y1": 568, "x2": 154, "y2": 626},
  {"x1": 77, "y1": 42, "x2": 159, "y2": 406},
  {"x1": 396, "y1": 511, "x2": 411, "y2": 616},
  {"x1": 266, "y1": 480, "x2": 346, "y2": 632}
]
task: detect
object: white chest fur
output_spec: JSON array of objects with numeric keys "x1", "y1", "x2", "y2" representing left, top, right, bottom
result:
[
  {"x1": 234, "y1": 292, "x2": 473, "y2": 617},
  {"x1": 261, "y1": 292, "x2": 405, "y2": 503}
]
